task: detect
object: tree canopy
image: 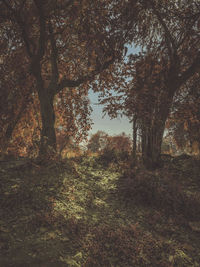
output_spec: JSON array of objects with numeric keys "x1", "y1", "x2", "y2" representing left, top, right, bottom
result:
[{"x1": 0, "y1": 0, "x2": 199, "y2": 166}]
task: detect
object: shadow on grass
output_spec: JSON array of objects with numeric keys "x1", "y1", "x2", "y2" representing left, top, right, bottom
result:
[{"x1": 1, "y1": 155, "x2": 200, "y2": 266}]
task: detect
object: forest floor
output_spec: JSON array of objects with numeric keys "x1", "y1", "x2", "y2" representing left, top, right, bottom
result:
[{"x1": 0, "y1": 154, "x2": 200, "y2": 266}]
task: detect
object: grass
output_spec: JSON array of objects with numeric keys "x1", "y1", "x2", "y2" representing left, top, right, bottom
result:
[{"x1": 0, "y1": 155, "x2": 200, "y2": 266}]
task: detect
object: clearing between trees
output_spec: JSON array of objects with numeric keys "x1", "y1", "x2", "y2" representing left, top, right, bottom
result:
[{"x1": 0, "y1": 155, "x2": 200, "y2": 266}]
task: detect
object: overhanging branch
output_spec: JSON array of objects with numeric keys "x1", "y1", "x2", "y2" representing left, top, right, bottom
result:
[{"x1": 56, "y1": 55, "x2": 115, "y2": 94}]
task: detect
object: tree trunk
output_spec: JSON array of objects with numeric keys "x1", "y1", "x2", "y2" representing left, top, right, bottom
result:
[
  {"x1": 37, "y1": 89, "x2": 56, "y2": 158},
  {"x1": 141, "y1": 90, "x2": 175, "y2": 169},
  {"x1": 132, "y1": 116, "x2": 138, "y2": 161},
  {"x1": 142, "y1": 121, "x2": 165, "y2": 169}
]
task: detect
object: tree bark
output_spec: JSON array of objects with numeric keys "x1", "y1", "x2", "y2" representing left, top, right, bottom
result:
[
  {"x1": 142, "y1": 122, "x2": 165, "y2": 169},
  {"x1": 142, "y1": 90, "x2": 175, "y2": 169},
  {"x1": 37, "y1": 88, "x2": 56, "y2": 158},
  {"x1": 132, "y1": 116, "x2": 138, "y2": 161}
]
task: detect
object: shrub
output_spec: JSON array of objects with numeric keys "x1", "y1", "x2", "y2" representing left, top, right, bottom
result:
[
  {"x1": 97, "y1": 148, "x2": 118, "y2": 167},
  {"x1": 97, "y1": 148, "x2": 130, "y2": 168}
]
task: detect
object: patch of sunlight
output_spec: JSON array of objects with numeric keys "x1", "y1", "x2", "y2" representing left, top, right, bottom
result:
[
  {"x1": 93, "y1": 197, "x2": 108, "y2": 208},
  {"x1": 59, "y1": 255, "x2": 82, "y2": 267},
  {"x1": 54, "y1": 199, "x2": 87, "y2": 220},
  {"x1": 41, "y1": 231, "x2": 58, "y2": 241},
  {"x1": 169, "y1": 249, "x2": 194, "y2": 266}
]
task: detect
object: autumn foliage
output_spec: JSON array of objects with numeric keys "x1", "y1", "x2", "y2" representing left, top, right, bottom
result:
[{"x1": 0, "y1": 0, "x2": 200, "y2": 164}]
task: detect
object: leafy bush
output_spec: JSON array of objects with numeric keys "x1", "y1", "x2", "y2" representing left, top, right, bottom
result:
[{"x1": 97, "y1": 148, "x2": 130, "y2": 168}]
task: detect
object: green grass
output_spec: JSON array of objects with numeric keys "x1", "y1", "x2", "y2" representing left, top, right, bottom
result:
[{"x1": 0, "y1": 155, "x2": 200, "y2": 266}]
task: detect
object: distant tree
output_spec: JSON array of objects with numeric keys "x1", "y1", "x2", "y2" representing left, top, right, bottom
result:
[
  {"x1": 87, "y1": 131, "x2": 108, "y2": 153},
  {"x1": 104, "y1": 133, "x2": 132, "y2": 154}
]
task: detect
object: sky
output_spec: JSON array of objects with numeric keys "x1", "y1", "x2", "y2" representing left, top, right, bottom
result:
[
  {"x1": 87, "y1": 45, "x2": 140, "y2": 138},
  {"x1": 88, "y1": 90, "x2": 132, "y2": 137}
]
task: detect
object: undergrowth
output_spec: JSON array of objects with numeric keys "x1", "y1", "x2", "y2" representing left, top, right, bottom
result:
[{"x1": 0, "y1": 155, "x2": 200, "y2": 266}]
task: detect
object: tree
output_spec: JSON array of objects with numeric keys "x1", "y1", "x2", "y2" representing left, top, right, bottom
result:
[
  {"x1": 0, "y1": 0, "x2": 127, "y2": 158},
  {"x1": 126, "y1": 0, "x2": 200, "y2": 168},
  {"x1": 87, "y1": 131, "x2": 108, "y2": 153},
  {"x1": 105, "y1": 133, "x2": 132, "y2": 154},
  {"x1": 95, "y1": 0, "x2": 200, "y2": 168}
]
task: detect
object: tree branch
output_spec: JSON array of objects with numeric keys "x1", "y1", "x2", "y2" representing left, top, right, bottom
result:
[
  {"x1": 33, "y1": 0, "x2": 46, "y2": 61},
  {"x1": 177, "y1": 52, "x2": 200, "y2": 87},
  {"x1": 177, "y1": 14, "x2": 200, "y2": 50},
  {"x1": 1, "y1": 0, "x2": 33, "y2": 57},
  {"x1": 56, "y1": 55, "x2": 115, "y2": 94},
  {"x1": 147, "y1": 0, "x2": 177, "y2": 61},
  {"x1": 48, "y1": 20, "x2": 59, "y2": 92}
]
